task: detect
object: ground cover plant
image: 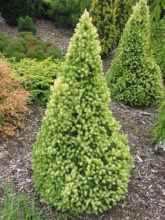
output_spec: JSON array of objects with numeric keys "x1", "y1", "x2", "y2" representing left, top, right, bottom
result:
[
  {"x1": 10, "y1": 58, "x2": 63, "y2": 105},
  {"x1": 0, "y1": 32, "x2": 62, "y2": 61},
  {"x1": 32, "y1": 11, "x2": 132, "y2": 214},
  {"x1": 90, "y1": 0, "x2": 133, "y2": 55},
  {"x1": 0, "y1": 56, "x2": 29, "y2": 136},
  {"x1": 107, "y1": 0, "x2": 164, "y2": 107}
]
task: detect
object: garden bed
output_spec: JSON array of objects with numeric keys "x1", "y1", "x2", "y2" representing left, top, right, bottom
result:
[
  {"x1": 0, "y1": 103, "x2": 165, "y2": 220},
  {"x1": 0, "y1": 13, "x2": 165, "y2": 220}
]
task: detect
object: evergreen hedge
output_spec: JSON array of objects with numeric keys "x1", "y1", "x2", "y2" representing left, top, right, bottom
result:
[
  {"x1": 107, "y1": 0, "x2": 164, "y2": 107},
  {"x1": 32, "y1": 11, "x2": 132, "y2": 214}
]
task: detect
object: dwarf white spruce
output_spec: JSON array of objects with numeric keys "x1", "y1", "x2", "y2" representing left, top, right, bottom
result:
[
  {"x1": 107, "y1": 0, "x2": 164, "y2": 107},
  {"x1": 32, "y1": 11, "x2": 132, "y2": 214}
]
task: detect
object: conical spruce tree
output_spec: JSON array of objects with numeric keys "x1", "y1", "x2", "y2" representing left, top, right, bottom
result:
[
  {"x1": 32, "y1": 11, "x2": 132, "y2": 214},
  {"x1": 153, "y1": 99, "x2": 165, "y2": 142},
  {"x1": 90, "y1": 0, "x2": 133, "y2": 55},
  {"x1": 107, "y1": 0, "x2": 164, "y2": 107}
]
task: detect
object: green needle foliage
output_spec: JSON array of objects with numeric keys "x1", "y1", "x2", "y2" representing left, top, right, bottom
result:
[
  {"x1": 32, "y1": 11, "x2": 132, "y2": 214},
  {"x1": 90, "y1": 0, "x2": 133, "y2": 55},
  {"x1": 153, "y1": 18, "x2": 165, "y2": 75},
  {"x1": 153, "y1": 99, "x2": 165, "y2": 142},
  {"x1": 10, "y1": 58, "x2": 63, "y2": 105},
  {"x1": 107, "y1": 0, "x2": 164, "y2": 107},
  {"x1": 148, "y1": 0, "x2": 165, "y2": 33}
]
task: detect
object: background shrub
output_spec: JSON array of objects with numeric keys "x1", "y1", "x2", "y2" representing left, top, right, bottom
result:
[
  {"x1": 153, "y1": 99, "x2": 165, "y2": 142},
  {"x1": 32, "y1": 11, "x2": 132, "y2": 214},
  {"x1": 90, "y1": 0, "x2": 133, "y2": 55},
  {"x1": 42, "y1": 0, "x2": 91, "y2": 28},
  {"x1": 0, "y1": 0, "x2": 42, "y2": 26},
  {"x1": 17, "y1": 16, "x2": 37, "y2": 34},
  {"x1": 10, "y1": 58, "x2": 63, "y2": 105},
  {"x1": 147, "y1": 0, "x2": 165, "y2": 33},
  {"x1": 152, "y1": 18, "x2": 165, "y2": 76},
  {"x1": 0, "y1": 32, "x2": 62, "y2": 61},
  {"x1": 107, "y1": 0, "x2": 164, "y2": 107},
  {"x1": 0, "y1": 56, "x2": 29, "y2": 136}
]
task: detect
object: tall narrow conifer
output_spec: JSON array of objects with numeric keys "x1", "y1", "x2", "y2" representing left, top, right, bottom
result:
[
  {"x1": 32, "y1": 11, "x2": 132, "y2": 214},
  {"x1": 107, "y1": 0, "x2": 164, "y2": 107},
  {"x1": 90, "y1": 0, "x2": 133, "y2": 54}
]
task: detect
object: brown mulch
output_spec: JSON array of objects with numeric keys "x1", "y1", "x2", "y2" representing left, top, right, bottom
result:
[{"x1": 0, "y1": 14, "x2": 165, "y2": 220}]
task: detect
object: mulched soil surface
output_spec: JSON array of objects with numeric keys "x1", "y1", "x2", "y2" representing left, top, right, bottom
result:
[
  {"x1": 0, "y1": 103, "x2": 165, "y2": 220},
  {"x1": 0, "y1": 15, "x2": 165, "y2": 220}
]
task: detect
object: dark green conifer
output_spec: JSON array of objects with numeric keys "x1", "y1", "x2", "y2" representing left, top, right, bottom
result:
[{"x1": 90, "y1": 0, "x2": 133, "y2": 54}]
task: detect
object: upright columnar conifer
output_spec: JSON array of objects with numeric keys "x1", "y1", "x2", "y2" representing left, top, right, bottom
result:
[
  {"x1": 32, "y1": 11, "x2": 132, "y2": 214},
  {"x1": 90, "y1": 0, "x2": 133, "y2": 55},
  {"x1": 107, "y1": 0, "x2": 164, "y2": 107}
]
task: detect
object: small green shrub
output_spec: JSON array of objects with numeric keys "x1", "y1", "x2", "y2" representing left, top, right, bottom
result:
[
  {"x1": 4, "y1": 40, "x2": 26, "y2": 60},
  {"x1": 10, "y1": 58, "x2": 63, "y2": 105},
  {"x1": 153, "y1": 99, "x2": 165, "y2": 142},
  {"x1": 0, "y1": 0, "x2": 42, "y2": 26},
  {"x1": 32, "y1": 11, "x2": 132, "y2": 214},
  {"x1": 107, "y1": 0, "x2": 164, "y2": 107},
  {"x1": 0, "y1": 32, "x2": 62, "y2": 61},
  {"x1": 17, "y1": 16, "x2": 37, "y2": 34},
  {"x1": 153, "y1": 18, "x2": 165, "y2": 75},
  {"x1": 43, "y1": 0, "x2": 91, "y2": 28},
  {"x1": 0, "y1": 185, "x2": 45, "y2": 220}
]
